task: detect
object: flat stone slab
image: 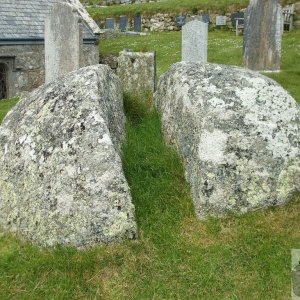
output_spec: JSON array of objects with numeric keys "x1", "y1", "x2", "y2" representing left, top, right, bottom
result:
[
  {"x1": 0, "y1": 65, "x2": 137, "y2": 247},
  {"x1": 244, "y1": 0, "x2": 282, "y2": 71},
  {"x1": 155, "y1": 62, "x2": 300, "y2": 219}
]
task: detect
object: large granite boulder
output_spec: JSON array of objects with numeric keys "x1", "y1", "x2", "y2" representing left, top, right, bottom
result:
[
  {"x1": 0, "y1": 65, "x2": 137, "y2": 247},
  {"x1": 155, "y1": 62, "x2": 300, "y2": 219}
]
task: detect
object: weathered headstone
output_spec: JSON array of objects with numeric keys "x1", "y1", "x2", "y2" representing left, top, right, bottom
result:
[
  {"x1": 182, "y1": 20, "x2": 208, "y2": 63},
  {"x1": 119, "y1": 15, "x2": 127, "y2": 31},
  {"x1": 105, "y1": 18, "x2": 115, "y2": 29},
  {"x1": 202, "y1": 14, "x2": 210, "y2": 24},
  {"x1": 216, "y1": 16, "x2": 227, "y2": 26},
  {"x1": 134, "y1": 14, "x2": 142, "y2": 32},
  {"x1": 176, "y1": 15, "x2": 186, "y2": 27},
  {"x1": 117, "y1": 50, "x2": 156, "y2": 95},
  {"x1": 243, "y1": 0, "x2": 282, "y2": 71},
  {"x1": 45, "y1": 3, "x2": 81, "y2": 83},
  {"x1": 231, "y1": 12, "x2": 244, "y2": 27}
]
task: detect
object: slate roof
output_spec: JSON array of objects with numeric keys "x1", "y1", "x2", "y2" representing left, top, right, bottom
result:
[{"x1": 0, "y1": 0, "x2": 99, "y2": 43}]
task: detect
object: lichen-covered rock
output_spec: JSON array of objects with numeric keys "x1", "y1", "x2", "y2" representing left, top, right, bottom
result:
[
  {"x1": 0, "y1": 65, "x2": 137, "y2": 247},
  {"x1": 155, "y1": 62, "x2": 300, "y2": 219},
  {"x1": 117, "y1": 50, "x2": 156, "y2": 95}
]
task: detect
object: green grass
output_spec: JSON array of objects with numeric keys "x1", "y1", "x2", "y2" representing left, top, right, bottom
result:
[
  {"x1": 0, "y1": 98, "x2": 19, "y2": 124},
  {"x1": 1, "y1": 30, "x2": 300, "y2": 299},
  {"x1": 86, "y1": 0, "x2": 299, "y2": 19}
]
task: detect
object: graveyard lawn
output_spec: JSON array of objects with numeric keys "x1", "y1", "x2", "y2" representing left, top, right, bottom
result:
[
  {"x1": 86, "y1": 0, "x2": 299, "y2": 19},
  {"x1": 0, "y1": 30, "x2": 300, "y2": 299}
]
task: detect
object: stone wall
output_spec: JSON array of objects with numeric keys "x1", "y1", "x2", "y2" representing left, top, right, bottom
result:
[
  {"x1": 97, "y1": 2, "x2": 300, "y2": 32},
  {"x1": 0, "y1": 44, "x2": 99, "y2": 98},
  {"x1": 87, "y1": 0, "x2": 159, "y2": 6},
  {"x1": 99, "y1": 12, "x2": 242, "y2": 32}
]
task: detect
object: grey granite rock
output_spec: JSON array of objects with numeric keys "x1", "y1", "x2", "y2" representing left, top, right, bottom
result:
[
  {"x1": 0, "y1": 65, "x2": 137, "y2": 247},
  {"x1": 155, "y1": 62, "x2": 300, "y2": 219},
  {"x1": 117, "y1": 50, "x2": 156, "y2": 95}
]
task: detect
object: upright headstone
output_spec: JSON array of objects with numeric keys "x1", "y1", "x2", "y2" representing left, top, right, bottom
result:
[
  {"x1": 216, "y1": 16, "x2": 227, "y2": 26},
  {"x1": 243, "y1": 0, "x2": 282, "y2": 71},
  {"x1": 117, "y1": 50, "x2": 156, "y2": 95},
  {"x1": 119, "y1": 15, "x2": 127, "y2": 31},
  {"x1": 45, "y1": 3, "x2": 81, "y2": 83},
  {"x1": 231, "y1": 12, "x2": 244, "y2": 27},
  {"x1": 105, "y1": 18, "x2": 115, "y2": 29},
  {"x1": 134, "y1": 14, "x2": 142, "y2": 32},
  {"x1": 176, "y1": 15, "x2": 187, "y2": 27},
  {"x1": 182, "y1": 20, "x2": 208, "y2": 64},
  {"x1": 202, "y1": 14, "x2": 210, "y2": 24}
]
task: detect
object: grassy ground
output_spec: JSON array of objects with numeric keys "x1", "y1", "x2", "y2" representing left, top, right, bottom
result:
[
  {"x1": 0, "y1": 98, "x2": 19, "y2": 124},
  {"x1": 0, "y1": 30, "x2": 300, "y2": 299},
  {"x1": 86, "y1": 0, "x2": 298, "y2": 19}
]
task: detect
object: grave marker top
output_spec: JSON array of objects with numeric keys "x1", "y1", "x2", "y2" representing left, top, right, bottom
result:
[
  {"x1": 182, "y1": 20, "x2": 208, "y2": 64},
  {"x1": 176, "y1": 15, "x2": 187, "y2": 27},
  {"x1": 134, "y1": 14, "x2": 142, "y2": 32},
  {"x1": 243, "y1": 0, "x2": 282, "y2": 71},
  {"x1": 105, "y1": 18, "x2": 115, "y2": 29},
  {"x1": 216, "y1": 16, "x2": 227, "y2": 26},
  {"x1": 45, "y1": 2, "x2": 81, "y2": 83}
]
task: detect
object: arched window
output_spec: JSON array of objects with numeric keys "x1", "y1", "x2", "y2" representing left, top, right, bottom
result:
[{"x1": 0, "y1": 63, "x2": 8, "y2": 100}]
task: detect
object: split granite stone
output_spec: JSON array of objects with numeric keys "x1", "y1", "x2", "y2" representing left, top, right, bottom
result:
[
  {"x1": 155, "y1": 62, "x2": 300, "y2": 219},
  {"x1": 0, "y1": 65, "x2": 137, "y2": 247}
]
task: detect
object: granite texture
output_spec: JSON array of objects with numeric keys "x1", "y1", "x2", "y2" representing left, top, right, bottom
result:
[
  {"x1": 117, "y1": 50, "x2": 156, "y2": 95},
  {"x1": 244, "y1": 0, "x2": 282, "y2": 71},
  {"x1": 155, "y1": 62, "x2": 300, "y2": 219},
  {"x1": 0, "y1": 65, "x2": 137, "y2": 247}
]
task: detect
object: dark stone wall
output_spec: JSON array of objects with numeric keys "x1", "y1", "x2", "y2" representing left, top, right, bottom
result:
[{"x1": 0, "y1": 44, "x2": 99, "y2": 98}]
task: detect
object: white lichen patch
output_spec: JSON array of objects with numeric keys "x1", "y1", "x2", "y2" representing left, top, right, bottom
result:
[{"x1": 198, "y1": 130, "x2": 228, "y2": 164}]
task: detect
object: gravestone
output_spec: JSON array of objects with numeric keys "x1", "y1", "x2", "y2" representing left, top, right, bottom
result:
[
  {"x1": 231, "y1": 12, "x2": 244, "y2": 27},
  {"x1": 176, "y1": 15, "x2": 186, "y2": 27},
  {"x1": 45, "y1": 3, "x2": 81, "y2": 83},
  {"x1": 216, "y1": 16, "x2": 227, "y2": 26},
  {"x1": 105, "y1": 18, "x2": 115, "y2": 29},
  {"x1": 119, "y1": 15, "x2": 127, "y2": 31},
  {"x1": 117, "y1": 50, "x2": 156, "y2": 95},
  {"x1": 182, "y1": 20, "x2": 208, "y2": 64},
  {"x1": 202, "y1": 14, "x2": 210, "y2": 24},
  {"x1": 134, "y1": 14, "x2": 142, "y2": 32},
  {"x1": 243, "y1": 0, "x2": 282, "y2": 71}
]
